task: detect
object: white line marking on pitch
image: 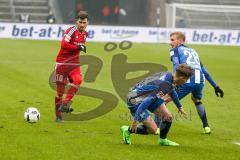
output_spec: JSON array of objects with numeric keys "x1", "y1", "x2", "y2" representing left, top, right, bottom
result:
[{"x1": 232, "y1": 142, "x2": 240, "y2": 146}]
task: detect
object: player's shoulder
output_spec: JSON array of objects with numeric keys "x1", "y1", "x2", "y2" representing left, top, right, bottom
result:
[
  {"x1": 179, "y1": 44, "x2": 194, "y2": 51},
  {"x1": 65, "y1": 26, "x2": 77, "y2": 35},
  {"x1": 176, "y1": 44, "x2": 192, "y2": 54},
  {"x1": 159, "y1": 72, "x2": 173, "y2": 82},
  {"x1": 66, "y1": 25, "x2": 77, "y2": 31},
  {"x1": 178, "y1": 44, "x2": 188, "y2": 51},
  {"x1": 170, "y1": 46, "x2": 180, "y2": 57},
  {"x1": 180, "y1": 45, "x2": 198, "y2": 54},
  {"x1": 164, "y1": 72, "x2": 173, "y2": 80}
]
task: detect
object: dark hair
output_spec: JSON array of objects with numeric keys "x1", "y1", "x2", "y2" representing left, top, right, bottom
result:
[
  {"x1": 176, "y1": 64, "x2": 194, "y2": 78},
  {"x1": 77, "y1": 11, "x2": 89, "y2": 20}
]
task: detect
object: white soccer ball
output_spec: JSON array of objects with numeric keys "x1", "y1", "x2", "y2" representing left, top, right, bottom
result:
[{"x1": 24, "y1": 107, "x2": 40, "y2": 123}]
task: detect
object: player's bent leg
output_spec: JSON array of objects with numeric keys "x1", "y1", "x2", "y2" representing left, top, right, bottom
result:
[
  {"x1": 121, "y1": 111, "x2": 153, "y2": 144},
  {"x1": 120, "y1": 105, "x2": 137, "y2": 144},
  {"x1": 63, "y1": 68, "x2": 82, "y2": 105},
  {"x1": 153, "y1": 116, "x2": 161, "y2": 134},
  {"x1": 55, "y1": 94, "x2": 63, "y2": 122},
  {"x1": 129, "y1": 110, "x2": 152, "y2": 134},
  {"x1": 59, "y1": 68, "x2": 82, "y2": 113},
  {"x1": 154, "y1": 94, "x2": 171, "y2": 134},
  {"x1": 121, "y1": 125, "x2": 131, "y2": 144},
  {"x1": 55, "y1": 64, "x2": 68, "y2": 121},
  {"x1": 121, "y1": 118, "x2": 155, "y2": 145},
  {"x1": 191, "y1": 94, "x2": 211, "y2": 134},
  {"x1": 154, "y1": 103, "x2": 179, "y2": 146},
  {"x1": 142, "y1": 117, "x2": 158, "y2": 134},
  {"x1": 59, "y1": 82, "x2": 79, "y2": 113},
  {"x1": 55, "y1": 82, "x2": 66, "y2": 122},
  {"x1": 64, "y1": 81, "x2": 81, "y2": 104},
  {"x1": 127, "y1": 117, "x2": 157, "y2": 136}
]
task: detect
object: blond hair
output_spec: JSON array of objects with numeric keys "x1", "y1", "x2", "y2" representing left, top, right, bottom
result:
[{"x1": 170, "y1": 32, "x2": 186, "y2": 42}]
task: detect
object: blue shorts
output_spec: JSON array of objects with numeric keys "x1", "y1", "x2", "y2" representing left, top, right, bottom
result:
[
  {"x1": 177, "y1": 82, "x2": 204, "y2": 100},
  {"x1": 127, "y1": 98, "x2": 164, "y2": 122}
]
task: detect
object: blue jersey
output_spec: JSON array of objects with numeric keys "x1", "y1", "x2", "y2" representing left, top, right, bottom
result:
[
  {"x1": 128, "y1": 72, "x2": 182, "y2": 109},
  {"x1": 170, "y1": 44, "x2": 217, "y2": 87},
  {"x1": 127, "y1": 72, "x2": 182, "y2": 121}
]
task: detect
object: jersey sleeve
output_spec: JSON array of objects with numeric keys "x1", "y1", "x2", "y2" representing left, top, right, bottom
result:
[
  {"x1": 170, "y1": 48, "x2": 180, "y2": 72},
  {"x1": 61, "y1": 26, "x2": 78, "y2": 51},
  {"x1": 163, "y1": 72, "x2": 173, "y2": 83},
  {"x1": 200, "y1": 62, "x2": 217, "y2": 88},
  {"x1": 169, "y1": 89, "x2": 182, "y2": 109},
  {"x1": 133, "y1": 95, "x2": 156, "y2": 121},
  {"x1": 162, "y1": 73, "x2": 182, "y2": 109}
]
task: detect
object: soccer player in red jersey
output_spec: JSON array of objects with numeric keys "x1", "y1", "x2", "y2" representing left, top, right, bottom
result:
[{"x1": 54, "y1": 11, "x2": 89, "y2": 122}]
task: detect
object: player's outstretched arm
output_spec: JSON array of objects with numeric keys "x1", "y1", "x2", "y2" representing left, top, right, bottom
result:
[
  {"x1": 170, "y1": 90, "x2": 186, "y2": 115},
  {"x1": 200, "y1": 62, "x2": 224, "y2": 98},
  {"x1": 200, "y1": 62, "x2": 217, "y2": 87},
  {"x1": 170, "y1": 90, "x2": 182, "y2": 109}
]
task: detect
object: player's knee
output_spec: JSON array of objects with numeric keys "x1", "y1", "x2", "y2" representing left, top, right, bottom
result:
[
  {"x1": 166, "y1": 110, "x2": 173, "y2": 120},
  {"x1": 195, "y1": 101, "x2": 202, "y2": 106},
  {"x1": 74, "y1": 80, "x2": 82, "y2": 86},
  {"x1": 146, "y1": 125, "x2": 157, "y2": 134},
  {"x1": 56, "y1": 94, "x2": 61, "y2": 98},
  {"x1": 148, "y1": 128, "x2": 157, "y2": 134},
  {"x1": 56, "y1": 93, "x2": 63, "y2": 99},
  {"x1": 70, "y1": 83, "x2": 80, "y2": 90},
  {"x1": 163, "y1": 113, "x2": 173, "y2": 122},
  {"x1": 192, "y1": 97, "x2": 202, "y2": 105},
  {"x1": 167, "y1": 115, "x2": 173, "y2": 122},
  {"x1": 191, "y1": 95, "x2": 196, "y2": 102},
  {"x1": 191, "y1": 95, "x2": 202, "y2": 105},
  {"x1": 72, "y1": 77, "x2": 82, "y2": 86}
]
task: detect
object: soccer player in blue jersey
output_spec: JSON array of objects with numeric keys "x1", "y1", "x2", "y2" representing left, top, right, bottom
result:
[
  {"x1": 121, "y1": 64, "x2": 193, "y2": 146},
  {"x1": 165, "y1": 32, "x2": 224, "y2": 134}
]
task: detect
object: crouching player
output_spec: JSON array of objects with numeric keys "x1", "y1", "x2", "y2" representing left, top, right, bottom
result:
[{"x1": 120, "y1": 64, "x2": 193, "y2": 146}]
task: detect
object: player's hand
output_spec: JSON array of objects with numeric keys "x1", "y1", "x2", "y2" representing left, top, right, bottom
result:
[
  {"x1": 178, "y1": 108, "x2": 187, "y2": 117},
  {"x1": 130, "y1": 121, "x2": 138, "y2": 133},
  {"x1": 162, "y1": 94, "x2": 172, "y2": 104},
  {"x1": 77, "y1": 45, "x2": 86, "y2": 53},
  {"x1": 214, "y1": 86, "x2": 224, "y2": 98}
]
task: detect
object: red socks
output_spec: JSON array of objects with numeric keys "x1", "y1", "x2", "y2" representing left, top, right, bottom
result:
[
  {"x1": 63, "y1": 86, "x2": 78, "y2": 104},
  {"x1": 55, "y1": 96, "x2": 62, "y2": 117}
]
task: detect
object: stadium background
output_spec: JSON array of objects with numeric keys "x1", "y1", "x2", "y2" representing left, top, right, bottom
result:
[{"x1": 0, "y1": 0, "x2": 239, "y2": 160}]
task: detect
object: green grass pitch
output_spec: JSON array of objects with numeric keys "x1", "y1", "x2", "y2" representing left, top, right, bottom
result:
[{"x1": 0, "y1": 39, "x2": 239, "y2": 160}]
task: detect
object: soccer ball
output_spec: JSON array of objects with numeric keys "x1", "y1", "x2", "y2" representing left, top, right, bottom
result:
[{"x1": 24, "y1": 107, "x2": 40, "y2": 123}]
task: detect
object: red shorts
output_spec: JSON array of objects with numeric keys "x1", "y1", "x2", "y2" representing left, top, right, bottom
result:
[{"x1": 55, "y1": 63, "x2": 82, "y2": 85}]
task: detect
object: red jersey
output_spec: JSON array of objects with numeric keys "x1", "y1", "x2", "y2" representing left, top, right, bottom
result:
[{"x1": 56, "y1": 26, "x2": 88, "y2": 64}]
